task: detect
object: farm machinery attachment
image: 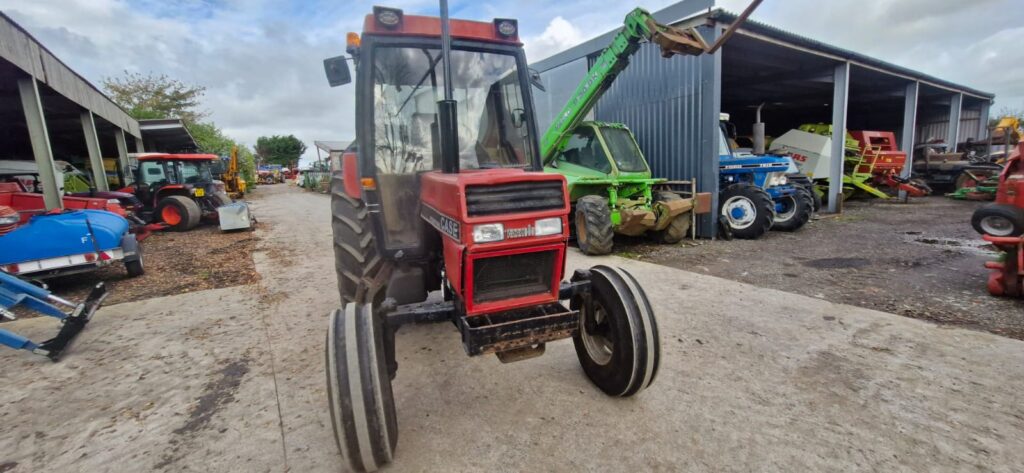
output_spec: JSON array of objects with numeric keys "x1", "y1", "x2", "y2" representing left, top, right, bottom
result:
[
  {"x1": 972, "y1": 141, "x2": 1024, "y2": 298},
  {"x1": 771, "y1": 124, "x2": 931, "y2": 202},
  {"x1": 0, "y1": 271, "x2": 107, "y2": 361}
]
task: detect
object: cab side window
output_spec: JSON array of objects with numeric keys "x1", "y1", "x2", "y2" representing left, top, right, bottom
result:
[{"x1": 558, "y1": 128, "x2": 611, "y2": 173}]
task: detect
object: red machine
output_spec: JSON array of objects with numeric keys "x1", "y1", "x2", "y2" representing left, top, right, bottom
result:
[
  {"x1": 321, "y1": 5, "x2": 668, "y2": 471},
  {"x1": 972, "y1": 141, "x2": 1024, "y2": 297},
  {"x1": 120, "y1": 153, "x2": 232, "y2": 231},
  {"x1": 849, "y1": 130, "x2": 930, "y2": 197},
  {"x1": 0, "y1": 181, "x2": 127, "y2": 223}
]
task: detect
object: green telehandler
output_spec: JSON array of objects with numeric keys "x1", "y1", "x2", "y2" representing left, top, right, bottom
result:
[{"x1": 540, "y1": 2, "x2": 763, "y2": 254}]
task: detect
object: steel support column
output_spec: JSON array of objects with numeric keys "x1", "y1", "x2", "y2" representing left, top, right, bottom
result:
[
  {"x1": 978, "y1": 100, "x2": 991, "y2": 141},
  {"x1": 135, "y1": 136, "x2": 145, "y2": 153},
  {"x1": 80, "y1": 111, "x2": 109, "y2": 191},
  {"x1": 947, "y1": 92, "x2": 962, "y2": 147},
  {"x1": 115, "y1": 129, "x2": 132, "y2": 185},
  {"x1": 828, "y1": 62, "x2": 850, "y2": 213},
  {"x1": 17, "y1": 78, "x2": 61, "y2": 210},
  {"x1": 898, "y1": 81, "x2": 919, "y2": 200},
  {"x1": 699, "y1": 24, "x2": 723, "y2": 238}
]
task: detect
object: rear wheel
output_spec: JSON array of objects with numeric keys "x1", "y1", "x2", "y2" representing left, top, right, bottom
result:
[
  {"x1": 651, "y1": 191, "x2": 690, "y2": 244},
  {"x1": 326, "y1": 304, "x2": 398, "y2": 473},
  {"x1": 572, "y1": 266, "x2": 659, "y2": 397},
  {"x1": 771, "y1": 187, "x2": 812, "y2": 232},
  {"x1": 331, "y1": 172, "x2": 385, "y2": 304},
  {"x1": 719, "y1": 183, "x2": 773, "y2": 239},
  {"x1": 155, "y1": 195, "x2": 201, "y2": 231},
  {"x1": 972, "y1": 203, "x2": 1024, "y2": 237},
  {"x1": 575, "y1": 195, "x2": 613, "y2": 255}
]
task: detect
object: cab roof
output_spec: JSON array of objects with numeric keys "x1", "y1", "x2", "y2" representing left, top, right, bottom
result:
[{"x1": 136, "y1": 153, "x2": 219, "y2": 162}]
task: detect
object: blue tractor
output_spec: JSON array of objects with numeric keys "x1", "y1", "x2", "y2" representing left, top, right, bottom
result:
[{"x1": 717, "y1": 118, "x2": 813, "y2": 239}]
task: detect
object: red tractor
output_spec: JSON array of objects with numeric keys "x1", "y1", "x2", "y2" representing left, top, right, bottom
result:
[
  {"x1": 971, "y1": 141, "x2": 1024, "y2": 297},
  {"x1": 122, "y1": 153, "x2": 233, "y2": 231},
  {"x1": 322, "y1": 5, "x2": 665, "y2": 471}
]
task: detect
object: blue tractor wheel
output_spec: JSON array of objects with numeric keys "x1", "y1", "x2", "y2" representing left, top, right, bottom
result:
[
  {"x1": 719, "y1": 183, "x2": 774, "y2": 239},
  {"x1": 772, "y1": 187, "x2": 813, "y2": 232}
]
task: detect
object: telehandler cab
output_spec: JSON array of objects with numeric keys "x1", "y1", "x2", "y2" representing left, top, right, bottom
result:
[{"x1": 323, "y1": 4, "x2": 661, "y2": 471}]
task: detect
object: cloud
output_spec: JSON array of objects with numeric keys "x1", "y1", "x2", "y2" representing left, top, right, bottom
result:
[{"x1": 523, "y1": 16, "x2": 585, "y2": 62}]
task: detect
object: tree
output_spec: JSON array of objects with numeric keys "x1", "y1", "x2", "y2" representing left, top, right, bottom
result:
[
  {"x1": 189, "y1": 121, "x2": 234, "y2": 156},
  {"x1": 255, "y1": 135, "x2": 307, "y2": 167},
  {"x1": 102, "y1": 72, "x2": 207, "y2": 123}
]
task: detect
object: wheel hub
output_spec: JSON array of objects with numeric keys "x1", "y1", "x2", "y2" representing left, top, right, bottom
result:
[
  {"x1": 981, "y1": 215, "x2": 1014, "y2": 236},
  {"x1": 580, "y1": 300, "x2": 613, "y2": 366},
  {"x1": 722, "y1": 196, "x2": 756, "y2": 229}
]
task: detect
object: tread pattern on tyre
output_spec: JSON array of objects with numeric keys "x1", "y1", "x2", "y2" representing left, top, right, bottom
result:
[
  {"x1": 326, "y1": 305, "x2": 398, "y2": 473},
  {"x1": 771, "y1": 187, "x2": 812, "y2": 232},
  {"x1": 331, "y1": 172, "x2": 385, "y2": 304},
  {"x1": 719, "y1": 183, "x2": 773, "y2": 239},
  {"x1": 652, "y1": 191, "x2": 690, "y2": 244},
  {"x1": 158, "y1": 195, "x2": 201, "y2": 231},
  {"x1": 971, "y1": 203, "x2": 1024, "y2": 237},
  {"x1": 573, "y1": 266, "x2": 660, "y2": 397},
  {"x1": 575, "y1": 195, "x2": 614, "y2": 255}
]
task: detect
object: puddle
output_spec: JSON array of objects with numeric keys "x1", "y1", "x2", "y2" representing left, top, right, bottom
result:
[{"x1": 904, "y1": 234, "x2": 998, "y2": 255}]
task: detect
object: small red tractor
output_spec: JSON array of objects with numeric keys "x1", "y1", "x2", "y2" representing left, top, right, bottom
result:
[
  {"x1": 121, "y1": 153, "x2": 233, "y2": 231},
  {"x1": 971, "y1": 141, "x2": 1024, "y2": 297},
  {"x1": 317, "y1": 3, "x2": 739, "y2": 470}
]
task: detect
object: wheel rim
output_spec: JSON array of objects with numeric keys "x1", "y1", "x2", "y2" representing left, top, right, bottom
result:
[
  {"x1": 161, "y1": 205, "x2": 182, "y2": 225},
  {"x1": 576, "y1": 211, "x2": 588, "y2": 244},
  {"x1": 722, "y1": 195, "x2": 757, "y2": 229},
  {"x1": 775, "y1": 195, "x2": 796, "y2": 222},
  {"x1": 580, "y1": 298, "x2": 613, "y2": 366},
  {"x1": 980, "y1": 215, "x2": 1014, "y2": 236}
]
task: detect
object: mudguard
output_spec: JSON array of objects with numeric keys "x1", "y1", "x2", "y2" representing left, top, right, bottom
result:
[{"x1": 0, "y1": 210, "x2": 129, "y2": 265}]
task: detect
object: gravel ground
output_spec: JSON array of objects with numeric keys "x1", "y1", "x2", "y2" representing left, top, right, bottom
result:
[{"x1": 616, "y1": 196, "x2": 1024, "y2": 339}]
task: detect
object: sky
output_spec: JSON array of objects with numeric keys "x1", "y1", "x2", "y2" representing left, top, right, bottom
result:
[{"x1": 3, "y1": 0, "x2": 1022, "y2": 165}]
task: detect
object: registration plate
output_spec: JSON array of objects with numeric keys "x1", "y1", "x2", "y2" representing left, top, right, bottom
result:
[{"x1": 194, "y1": 188, "x2": 205, "y2": 197}]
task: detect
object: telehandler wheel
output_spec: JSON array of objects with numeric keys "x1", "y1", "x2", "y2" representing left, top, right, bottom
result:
[
  {"x1": 575, "y1": 195, "x2": 614, "y2": 255},
  {"x1": 972, "y1": 203, "x2": 1024, "y2": 237},
  {"x1": 771, "y1": 187, "x2": 812, "y2": 232},
  {"x1": 651, "y1": 191, "x2": 690, "y2": 244},
  {"x1": 326, "y1": 304, "x2": 398, "y2": 473},
  {"x1": 331, "y1": 172, "x2": 385, "y2": 304},
  {"x1": 155, "y1": 195, "x2": 201, "y2": 231},
  {"x1": 719, "y1": 183, "x2": 773, "y2": 240},
  {"x1": 572, "y1": 266, "x2": 660, "y2": 397}
]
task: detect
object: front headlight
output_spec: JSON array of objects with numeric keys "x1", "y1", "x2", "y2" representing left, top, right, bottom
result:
[
  {"x1": 473, "y1": 223, "x2": 504, "y2": 243},
  {"x1": 765, "y1": 172, "x2": 787, "y2": 187},
  {"x1": 534, "y1": 217, "x2": 562, "y2": 236}
]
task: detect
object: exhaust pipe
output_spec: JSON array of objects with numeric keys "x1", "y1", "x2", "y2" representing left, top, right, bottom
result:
[
  {"x1": 437, "y1": 0, "x2": 459, "y2": 174},
  {"x1": 752, "y1": 103, "x2": 765, "y2": 155}
]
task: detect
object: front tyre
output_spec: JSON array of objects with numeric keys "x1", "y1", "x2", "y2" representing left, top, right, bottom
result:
[
  {"x1": 771, "y1": 187, "x2": 812, "y2": 232},
  {"x1": 326, "y1": 304, "x2": 398, "y2": 473},
  {"x1": 575, "y1": 195, "x2": 614, "y2": 255},
  {"x1": 572, "y1": 266, "x2": 660, "y2": 397},
  {"x1": 719, "y1": 183, "x2": 773, "y2": 239},
  {"x1": 972, "y1": 203, "x2": 1024, "y2": 237}
]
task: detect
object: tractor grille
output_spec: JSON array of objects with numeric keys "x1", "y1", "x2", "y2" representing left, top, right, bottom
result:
[
  {"x1": 472, "y1": 250, "x2": 556, "y2": 304},
  {"x1": 465, "y1": 181, "x2": 564, "y2": 217}
]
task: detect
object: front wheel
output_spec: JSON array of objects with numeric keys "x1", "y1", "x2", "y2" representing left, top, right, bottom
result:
[
  {"x1": 719, "y1": 183, "x2": 773, "y2": 239},
  {"x1": 575, "y1": 195, "x2": 614, "y2": 255},
  {"x1": 572, "y1": 266, "x2": 660, "y2": 397},
  {"x1": 155, "y1": 195, "x2": 201, "y2": 231},
  {"x1": 972, "y1": 203, "x2": 1024, "y2": 237},
  {"x1": 771, "y1": 187, "x2": 812, "y2": 232},
  {"x1": 326, "y1": 304, "x2": 398, "y2": 473}
]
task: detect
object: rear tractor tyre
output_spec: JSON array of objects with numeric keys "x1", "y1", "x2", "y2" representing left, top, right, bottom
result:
[
  {"x1": 572, "y1": 266, "x2": 660, "y2": 397},
  {"x1": 331, "y1": 172, "x2": 385, "y2": 304},
  {"x1": 771, "y1": 187, "x2": 813, "y2": 232},
  {"x1": 651, "y1": 191, "x2": 690, "y2": 244},
  {"x1": 971, "y1": 203, "x2": 1024, "y2": 237},
  {"x1": 575, "y1": 195, "x2": 614, "y2": 255},
  {"x1": 326, "y1": 304, "x2": 398, "y2": 473},
  {"x1": 719, "y1": 183, "x2": 773, "y2": 240},
  {"x1": 155, "y1": 195, "x2": 201, "y2": 231}
]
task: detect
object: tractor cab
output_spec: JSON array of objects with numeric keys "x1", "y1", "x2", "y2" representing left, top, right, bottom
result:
[
  {"x1": 128, "y1": 154, "x2": 231, "y2": 231},
  {"x1": 552, "y1": 122, "x2": 651, "y2": 180}
]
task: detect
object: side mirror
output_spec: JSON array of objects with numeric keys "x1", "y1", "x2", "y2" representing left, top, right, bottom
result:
[
  {"x1": 529, "y1": 68, "x2": 545, "y2": 92},
  {"x1": 323, "y1": 56, "x2": 352, "y2": 87}
]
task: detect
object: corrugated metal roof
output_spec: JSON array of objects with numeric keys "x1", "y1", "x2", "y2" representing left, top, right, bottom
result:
[
  {"x1": 0, "y1": 12, "x2": 142, "y2": 137},
  {"x1": 709, "y1": 9, "x2": 994, "y2": 100}
]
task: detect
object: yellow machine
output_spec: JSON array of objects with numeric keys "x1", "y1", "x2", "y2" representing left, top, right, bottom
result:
[{"x1": 222, "y1": 146, "x2": 247, "y2": 198}]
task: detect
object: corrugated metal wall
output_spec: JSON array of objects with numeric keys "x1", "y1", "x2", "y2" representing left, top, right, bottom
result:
[
  {"x1": 917, "y1": 107, "x2": 983, "y2": 144},
  {"x1": 533, "y1": 57, "x2": 589, "y2": 135}
]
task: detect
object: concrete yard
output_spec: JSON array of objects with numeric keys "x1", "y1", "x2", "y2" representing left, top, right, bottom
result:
[{"x1": 3, "y1": 184, "x2": 1024, "y2": 472}]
